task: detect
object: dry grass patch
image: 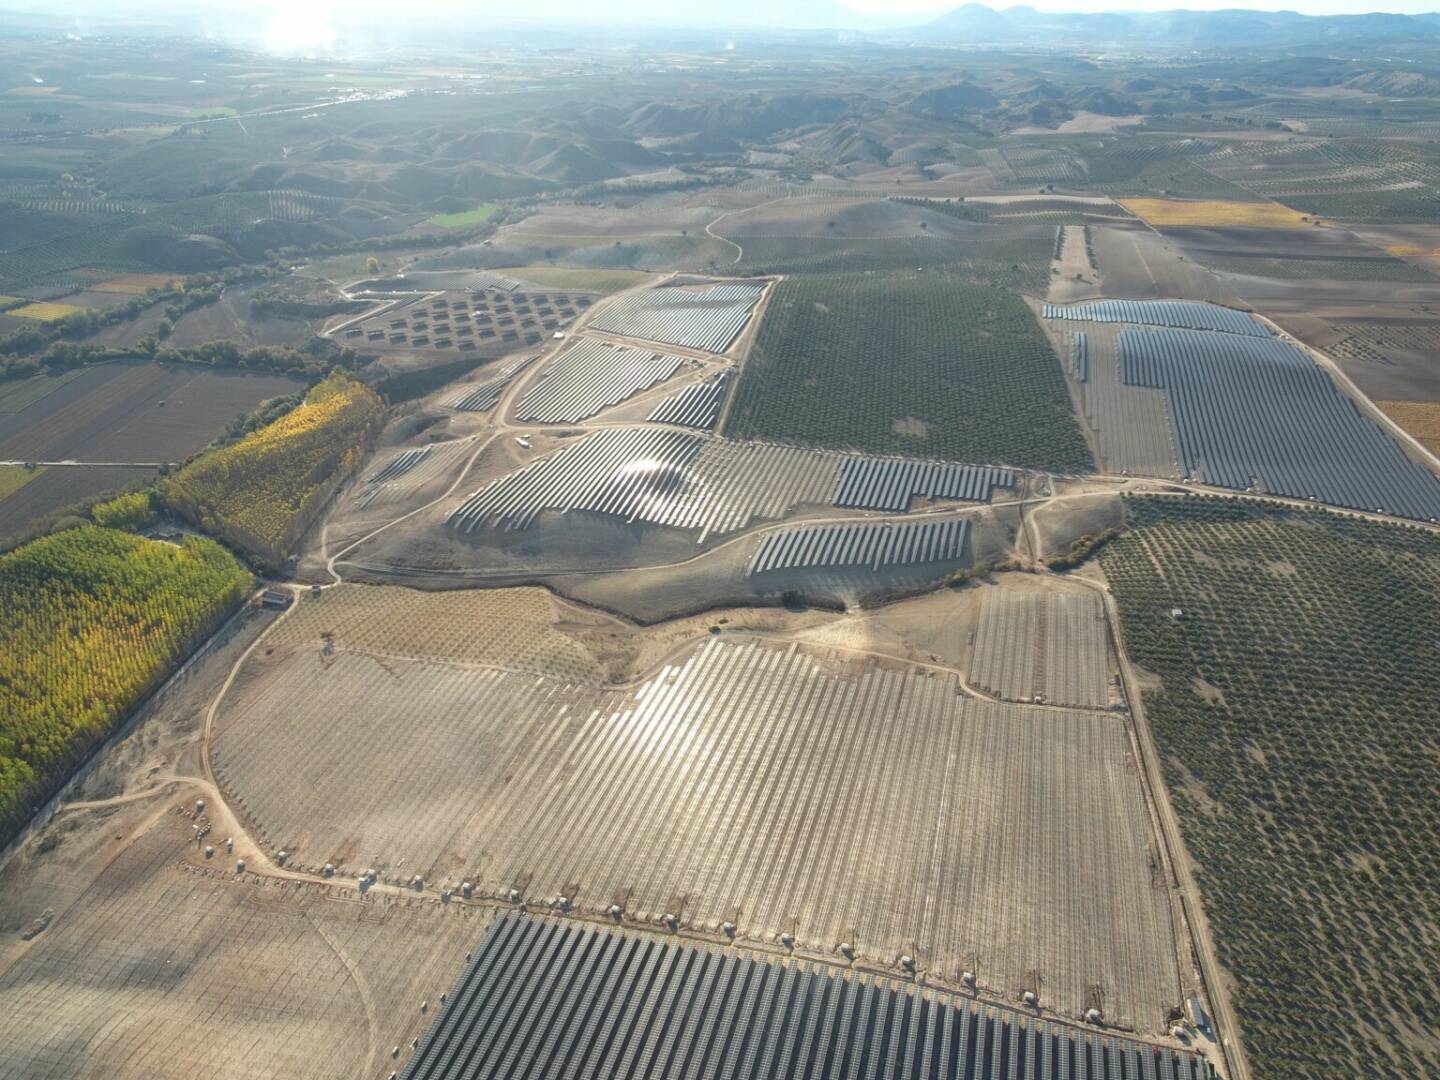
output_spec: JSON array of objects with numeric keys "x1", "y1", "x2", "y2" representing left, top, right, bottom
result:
[
  {"x1": 92, "y1": 273, "x2": 176, "y2": 295},
  {"x1": 8, "y1": 301, "x2": 84, "y2": 322},
  {"x1": 1120, "y1": 198, "x2": 1313, "y2": 229},
  {"x1": 1376, "y1": 400, "x2": 1440, "y2": 455}
]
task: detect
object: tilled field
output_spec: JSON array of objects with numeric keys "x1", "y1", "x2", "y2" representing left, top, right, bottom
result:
[
  {"x1": 212, "y1": 635, "x2": 1180, "y2": 1031},
  {"x1": 0, "y1": 361, "x2": 305, "y2": 463}
]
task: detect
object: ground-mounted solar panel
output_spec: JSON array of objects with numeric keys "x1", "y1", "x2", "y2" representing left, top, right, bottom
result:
[
  {"x1": 513, "y1": 338, "x2": 683, "y2": 423},
  {"x1": 587, "y1": 283, "x2": 766, "y2": 354},
  {"x1": 1044, "y1": 300, "x2": 1265, "y2": 337},
  {"x1": 400, "y1": 913, "x2": 1217, "y2": 1080},
  {"x1": 444, "y1": 354, "x2": 538, "y2": 413},
  {"x1": 448, "y1": 428, "x2": 1014, "y2": 540},
  {"x1": 749, "y1": 518, "x2": 970, "y2": 575},
  {"x1": 833, "y1": 456, "x2": 1017, "y2": 512},
  {"x1": 1118, "y1": 328, "x2": 1440, "y2": 521},
  {"x1": 648, "y1": 371, "x2": 731, "y2": 430}
]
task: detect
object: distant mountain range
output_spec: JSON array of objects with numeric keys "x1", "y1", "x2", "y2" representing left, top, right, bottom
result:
[
  {"x1": 4, "y1": 1, "x2": 1440, "y2": 47},
  {"x1": 910, "y1": 5, "x2": 1440, "y2": 47}
]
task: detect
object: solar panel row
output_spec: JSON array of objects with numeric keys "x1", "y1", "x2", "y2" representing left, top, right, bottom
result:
[
  {"x1": 447, "y1": 428, "x2": 1014, "y2": 538},
  {"x1": 1119, "y1": 328, "x2": 1440, "y2": 521},
  {"x1": 515, "y1": 339, "x2": 683, "y2": 423},
  {"x1": 402, "y1": 913, "x2": 1215, "y2": 1080},
  {"x1": 1043, "y1": 300, "x2": 1264, "y2": 337},
  {"x1": 588, "y1": 283, "x2": 766, "y2": 354},
  {"x1": 648, "y1": 372, "x2": 731, "y2": 430},
  {"x1": 749, "y1": 518, "x2": 970, "y2": 575}
]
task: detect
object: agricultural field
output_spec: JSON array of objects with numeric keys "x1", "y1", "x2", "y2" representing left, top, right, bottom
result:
[
  {"x1": 1118, "y1": 200, "x2": 1312, "y2": 230},
  {"x1": 7, "y1": 301, "x2": 85, "y2": 322},
  {"x1": 426, "y1": 203, "x2": 498, "y2": 230},
  {"x1": 1375, "y1": 401, "x2": 1440, "y2": 456},
  {"x1": 0, "y1": 526, "x2": 249, "y2": 838},
  {"x1": 725, "y1": 272, "x2": 1093, "y2": 472},
  {"x1": 0, "y1": 465, "x2": 159, "y2": 546},
  {"x1": 492, "y1": 266, "x2": 656, "y2": 295},
  {"x1": 162, "y1": 373, "x2": 384, "y2": 569},
  {"x1": 1102, "y1": 496, "x2": 1440, "y2": 1079},
  {"x1": 0, "y1": 361, "x2": 307, "y2": 465}
]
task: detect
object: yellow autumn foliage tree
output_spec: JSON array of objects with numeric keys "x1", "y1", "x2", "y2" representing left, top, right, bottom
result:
[
  {"x1": 0, "y1": 527, "x2": 251, "y2": 839},
  {"x1": 162, "y1": 372, "x2": 384, "y2": 569}
]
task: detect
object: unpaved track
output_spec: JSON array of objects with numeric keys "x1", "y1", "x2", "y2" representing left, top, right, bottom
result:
[{"x1": 1071, "y1": 572, "x2": 1250, "y2": 1080}]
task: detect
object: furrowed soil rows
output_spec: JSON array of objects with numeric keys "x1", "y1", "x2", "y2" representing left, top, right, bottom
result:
[{"x1": 213, "y1": 636, "x2": 1180, "y2": 1031}]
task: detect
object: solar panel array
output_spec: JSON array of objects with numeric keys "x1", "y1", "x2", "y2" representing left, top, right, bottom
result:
[
  {"x1": 1070, "y1": 332, "x2": 1088, "y2": 382},
  {"x1": 444, "y1": 355, "x2": 537, "y2": 413},
  {"x1": 1119, "y1": 329, "x2": 1440, "y2": 520},
  {"x1": 366, "y1": 445, "x2": 430, "y2": 486},
  {"x1": 587, "y1": 283, "x2": 766, "y2": 353},
  {"x1": 447, "y1": 427, "x2": 833, "y2": 539},
  {"x1": 514, "y1": 338, "x2": 683, "y2": 423},
  {"x1": 970, "y1": 590, "x2": 1110, "y2": 709},
  {"x1": 834, "y1": 457, "x2": 1016, "y2": 512},
  {"x1": 648, "y1": 372, "x2": 731, "y2": 430},
  {"x1": 1044, "y1": 300, "x2": 1265, "y2": 337},
  {"x1": 402, "y1": 913, "x2": 1215, "y2": 1080},
  {"x1": 750, "y1": 518, "x2": 970, "y2": 575},
  {"x1": 448, "y1": 428, "x2": 1014, "y2": 539}
]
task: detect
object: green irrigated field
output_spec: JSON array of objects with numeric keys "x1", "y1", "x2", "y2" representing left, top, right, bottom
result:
[
  {"x1": 1103, "y1": 496, "x2": 1440, "y2": 1080},
  {"x1": 426, "y1": 203, "x2": 498, "y2": 229},
  {"x1": 724, "y1": 272, "x2": 1093, "y2": 472}
]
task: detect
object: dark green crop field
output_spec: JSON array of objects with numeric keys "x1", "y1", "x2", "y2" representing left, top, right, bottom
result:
[
  {"x1": 1104, "y1": 496, "x2": 1440, "y2": 1080},
  {"x1": 724, "y1": 271, "x2": 1093, "y2": 472}
]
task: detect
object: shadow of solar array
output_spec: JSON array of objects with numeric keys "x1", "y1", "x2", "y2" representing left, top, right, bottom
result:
[
  {"x1": 750, "y1": 518, "x2": 970, "y2": 575},
  {"x1": 448, "y1": 428, "x2": 1014, "y2": 539},
  {"x1": 444, "y1": 355, "x2": 538, "y2": 413},
  {"x1": 1044, "y1": 300, "x2": 1265, "y2": 337},
  {"x1": 515, "y1": 338, "x2": 684, "y2": 423},
  {"x1": 970, "y1": 590, "x2": 1110, "y2": 709},
  {"x1": 587, "y1": 283, "x2": 765, "y2": 353},
  {"x1": 1119, "y1": 329, "x2": 1440, "y2": 520},
  {"x1": 402, "y1": 913, "x2": 1214, "y2": 1080},
  {"x1": 647, "y1": 371, "x2": 731, "y2": 430}
]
